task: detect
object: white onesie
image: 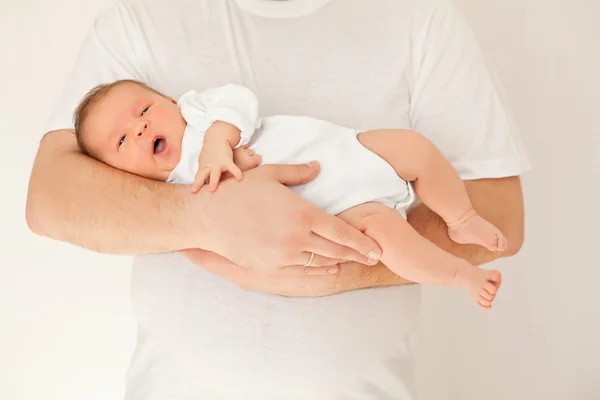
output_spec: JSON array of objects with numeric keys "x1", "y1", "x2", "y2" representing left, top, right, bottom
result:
[{"x1": 167, "y1": 83, "x2": 415, "y2": 216}]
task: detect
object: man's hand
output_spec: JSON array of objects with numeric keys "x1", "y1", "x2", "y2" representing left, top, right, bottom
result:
[
  {"x1": 181, "y1": 248, "x2": 343, "y2": 297},
  {"x1": 181, "y1": 248, "x2": 409, "y2": 297},
  {"x1": 195, "y1": 161, "x2": 382, "y2": 271},
  {"x1": 26, "y1": 131, "x2": 380, "y2": 265},
  {"x1": 186, "y1": 176, "x2": 525, "y2": 296}
]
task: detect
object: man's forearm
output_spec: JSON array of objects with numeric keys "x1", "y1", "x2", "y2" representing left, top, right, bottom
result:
[
  {"x1": 345, "y1": 177, "x2": 526, "y2": 290},
  {"x1": 408, "y1": 177, "x2": 525, "y2": 265},
  {"x1": 26, "y1": 130, "x2": 204, "y2": 254}
]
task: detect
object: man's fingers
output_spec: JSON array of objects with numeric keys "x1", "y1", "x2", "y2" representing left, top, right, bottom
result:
[
  {"x1": 292, "y1": 250, "x2": 346, "y2": 267},
  {"x1": 180, "y1": 248, "x2": 202, "y2": 261},
  {"x1": 268, "y1": 161, "x2": 321, "y2": 187},
  {"x1": 181, "y1": 248, "x2": 251, "y2": 276},
  {"x1": 281, "y1": 264, "x2": 339, "y2": 276},
  {"x1": 311, "y1": 212, "x2": 382, "y2": 262},
  {"x1": 181, "y1": 248, "x2": 226, "y2": 266},
  {"x1": 305, "y1": 234, "x2": 378, "y2": 265}
]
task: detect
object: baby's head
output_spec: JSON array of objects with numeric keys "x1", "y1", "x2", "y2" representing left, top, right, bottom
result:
[{"x1": 74, "y1": 79, "x2": 186, "y2": 181}]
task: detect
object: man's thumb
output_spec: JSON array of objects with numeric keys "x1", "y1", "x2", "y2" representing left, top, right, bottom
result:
[{"x1": 274, "y1": 161, "x2": 320, "y2": 186}]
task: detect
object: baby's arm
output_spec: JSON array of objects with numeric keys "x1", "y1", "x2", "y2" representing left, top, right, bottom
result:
[
  {"x1": 192, "y1": 121, "x2": 243, "y2": 193},
  {"x1": 180, "y1": 84, "x2": 262, "y2": 192}
]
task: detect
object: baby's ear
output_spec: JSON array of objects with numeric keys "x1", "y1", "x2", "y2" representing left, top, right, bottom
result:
[{"x1": 167, "y1": 96, "x2": 177, "y2": 105}]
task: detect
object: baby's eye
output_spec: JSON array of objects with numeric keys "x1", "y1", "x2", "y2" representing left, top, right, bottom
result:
[
  {"x1": 141, "y1": 106, "x2": 150, "y2": 116},
  {"x1": 119, "y1": 135, "x2": 126, "y2": 147}
]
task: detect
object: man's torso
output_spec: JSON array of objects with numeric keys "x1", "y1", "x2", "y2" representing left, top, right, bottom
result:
[{"x1": 101, "y1": 0, "x2": 431, "y2": 398}]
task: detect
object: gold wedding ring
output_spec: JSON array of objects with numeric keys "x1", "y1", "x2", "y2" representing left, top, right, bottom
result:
[{"x1": 304, "y1": 252, "x2": 315, "y2": 267}]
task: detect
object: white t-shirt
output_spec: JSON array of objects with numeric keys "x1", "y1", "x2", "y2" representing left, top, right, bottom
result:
[
  {"x1": 43, "y1": 0, "x2": 530, "y2": 398},
  {"x1": 170, "y1": 84, "x2": 415, "y2": 216}
]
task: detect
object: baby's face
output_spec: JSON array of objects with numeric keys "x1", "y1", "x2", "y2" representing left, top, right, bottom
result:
[{"x1": 83, "y1": 83, "x2": 186, "y2": 181}]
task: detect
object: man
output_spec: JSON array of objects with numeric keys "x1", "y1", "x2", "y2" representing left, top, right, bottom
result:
[{"x1": 26, "y1": 0, "x2": 529, "y2": 398}]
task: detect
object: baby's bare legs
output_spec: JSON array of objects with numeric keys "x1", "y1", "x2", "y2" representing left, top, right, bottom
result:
[
  {"x1": 357, "y1": 129, "x2": 506, "y2": 252},
  {"x1": 337, "y1": 203, "x2": 502, "y2": 309}
]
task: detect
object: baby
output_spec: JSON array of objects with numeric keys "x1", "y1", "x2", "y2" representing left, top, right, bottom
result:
[{"x1": 74, "y1": 80, "x2": 506, "y2": 309}]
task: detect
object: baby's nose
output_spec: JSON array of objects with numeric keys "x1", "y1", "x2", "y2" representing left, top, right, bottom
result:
[{"x1": 136, "y1": 122, "x2": 149, "y2": 137}]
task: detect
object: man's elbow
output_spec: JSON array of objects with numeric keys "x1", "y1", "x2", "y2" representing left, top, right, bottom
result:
[
  {"x1": 503, "y1": 220, "x2": 525, "y2": 257},
  {"x1": 25, "y1": 189, "x2": 47, "y2": 237},
  {"x1": 25, "y1": 130, "x2": 73, "y2": 237},
  {"x1": 25, "y1": 168, "x2": 52, "y2": 238}
]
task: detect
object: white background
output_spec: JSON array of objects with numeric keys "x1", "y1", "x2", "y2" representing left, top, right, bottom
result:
[{"x1": 1, "y1": 0, "x2": 598, "y2": 399}]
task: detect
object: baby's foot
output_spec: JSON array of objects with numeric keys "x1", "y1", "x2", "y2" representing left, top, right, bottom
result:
[
  {"x1": 454, "y1": 263, "x2": 503, "y2": 310},
  {"x1": 447, "y1": 209, "x2": 507, "y2": 252}
]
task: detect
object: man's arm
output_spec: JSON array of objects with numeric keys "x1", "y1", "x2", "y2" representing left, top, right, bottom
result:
[
  {"x1": 411, "y1": 177, "x2": 525, "y2": 264},
  {"x1": 193, "y1": 176, "x2": 525, "y2": 297},
  {"x1": 26, "y1": 130, "x2": 200, "y2": 254},
  {"x1": 26, "y1": 130, "x2": 381, "y2": 267},
  {"x1": 341, "y1": 176, "x2": 525, "y2": 291}
]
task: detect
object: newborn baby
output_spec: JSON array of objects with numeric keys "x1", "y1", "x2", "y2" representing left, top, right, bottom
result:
[{"x1": 74, "y1": 80, "x2": 505, "y2": 309}]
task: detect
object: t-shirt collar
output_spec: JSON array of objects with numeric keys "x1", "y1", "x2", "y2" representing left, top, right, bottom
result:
[{"x1": 234, "y1": 0, "x2": 333, "y2": 18}]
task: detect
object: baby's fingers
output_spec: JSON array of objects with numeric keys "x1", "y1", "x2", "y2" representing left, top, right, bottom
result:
[
  {"x1": 208, "y1": 168, "x2": 222, "y2": 192},
  {"x1": 192, "y1": 167, "x2": 211, "y2": 193},
  {"x1": 228, "y1": 163, "x2": 243, "y2": 181},
  {"x1": 251, "y1": 154, "x2": 262, "y2": 168}
]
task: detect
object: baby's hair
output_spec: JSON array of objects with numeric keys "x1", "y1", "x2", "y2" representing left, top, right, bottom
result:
[{"x1": 73, "y1": 79, "x2": 165, "y2": 157}]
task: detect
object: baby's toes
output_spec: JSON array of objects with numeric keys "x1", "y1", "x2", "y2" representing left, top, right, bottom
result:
[
  {"x1": 477, "y1": 299, "x2": 492, "y2": 310},
  {"x1": 480, "y1": 289, "x2": 495, "y2": 301},
  {"x1": 478, "y1": 296, "x2": 492, "y2": 308},
  {"x1": 486, "y1": 270, "x2": 502, "y2": 287},
  {"x1": 495, "y1": 231, "x2": 507, "y2": 252},
  {"x1": 481, "y1": 280, "x2": 497, "y2": 303}
]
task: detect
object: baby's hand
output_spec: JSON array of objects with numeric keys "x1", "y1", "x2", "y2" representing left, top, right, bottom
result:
[
  {"x1": 216, "y1": 146, "x2": 262, "y2": 182},
  {"x1": 232, "y1": 145, "x2": 262, "y2": 172},
  {"x1": 192, "y1": 141, "x2": 242, "y2": 193}
]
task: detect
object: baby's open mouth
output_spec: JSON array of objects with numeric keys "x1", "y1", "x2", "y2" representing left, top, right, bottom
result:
[{"x1": 153, "y1": 137, "x2": 166, "y2": 154}]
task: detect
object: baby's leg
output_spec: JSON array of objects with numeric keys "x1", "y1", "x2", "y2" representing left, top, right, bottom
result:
[
  {"x1": 357, "y1": 129, "x2": 506, "y2": 252},
  {"x1": 337, "y1": 202, "x2": 502, "y2": 309}
]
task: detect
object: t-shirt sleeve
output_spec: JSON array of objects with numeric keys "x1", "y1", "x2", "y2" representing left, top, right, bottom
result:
[
  {"x1": 177, "y1": 84, "x2": 262, "y2": 148},
  {"x1": 42, "y1": 3, "x2": 148, "y2": 137},
  {"x1": 409, "y1": 0, "x2": 531, "y2": 180}
]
